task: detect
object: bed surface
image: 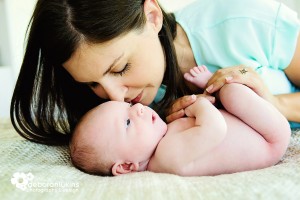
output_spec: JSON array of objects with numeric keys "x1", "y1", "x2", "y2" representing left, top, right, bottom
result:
[{"x1": 1, "y1": 119, "x2": 300, "y2": 200}]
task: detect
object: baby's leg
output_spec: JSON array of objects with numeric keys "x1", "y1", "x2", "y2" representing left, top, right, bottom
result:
[
  {"x1": 184, "y1": 65, "x2": 212, "y2": 89},
  {"x1": 218, "y1": 83, "x2": 291, "y2": 147}
]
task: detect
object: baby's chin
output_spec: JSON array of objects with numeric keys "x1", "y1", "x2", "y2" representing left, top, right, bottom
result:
[{"x1": 147, "y1": 107, "x2": 167, "y2": 137}]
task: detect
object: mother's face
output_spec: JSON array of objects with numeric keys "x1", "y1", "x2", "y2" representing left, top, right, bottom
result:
[{"x1": 63, "y1": 25, "x2": 166, "y2": 105}]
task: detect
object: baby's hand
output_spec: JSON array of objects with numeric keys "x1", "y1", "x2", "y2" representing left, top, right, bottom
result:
[
  {"x1": 165, "y1": 95, "x2": 197, "y2": 123},
  {"x1": 184, "y1": 97, "x2": 215, "y2": 118},
  {"x1": 166, "y1": 94, "x2": 215, "y2": 123}
]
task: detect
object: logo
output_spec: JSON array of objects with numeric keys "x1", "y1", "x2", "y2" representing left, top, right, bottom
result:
[
  {"x1": 11, "y1": 172, "x2": 79, "y2": 193},
  {"x1": 11, "y1": 172, "x2": 34, "y2": 191}
]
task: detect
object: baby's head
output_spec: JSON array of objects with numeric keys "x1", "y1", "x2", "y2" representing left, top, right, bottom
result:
[{"x1": 70, "y1": 101, "x2": 167, "y2": 176}]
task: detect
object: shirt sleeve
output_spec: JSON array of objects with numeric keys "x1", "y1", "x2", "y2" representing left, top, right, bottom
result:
[
  {"x1": 175, "y1": 0, "x2": 300, "y2": 71},
  {"x1": 270, "y1": 3, "x2": 300, "y2": 70}
]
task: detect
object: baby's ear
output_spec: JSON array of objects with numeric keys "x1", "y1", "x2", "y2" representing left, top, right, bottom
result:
[{"x1": 111, "y1": 161, "x2": 139, "y2": 176}]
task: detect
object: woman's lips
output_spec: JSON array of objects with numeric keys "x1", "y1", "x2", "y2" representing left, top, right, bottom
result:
[{"x1": 131, "y1": 92, "x2": 143, "y2": 104}]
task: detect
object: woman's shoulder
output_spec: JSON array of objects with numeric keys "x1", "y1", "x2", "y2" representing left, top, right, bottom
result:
[{"x1": 174, "y1": 0, "x2": 297, "y2": 29}]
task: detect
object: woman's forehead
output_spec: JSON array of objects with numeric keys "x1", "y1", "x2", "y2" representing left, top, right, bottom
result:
[
  {"x1": 63, "y1": 47, "x2": 122, "y2": 80},
  {"x1": 62, "y1": 33, "x2": 136, "y2": 82}
]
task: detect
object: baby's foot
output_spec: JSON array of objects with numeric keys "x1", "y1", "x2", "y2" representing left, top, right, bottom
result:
[{"x1": 184, "y1": 65, "x2": 213, "y2": 89}]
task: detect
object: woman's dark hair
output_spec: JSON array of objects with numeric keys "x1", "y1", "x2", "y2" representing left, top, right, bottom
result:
[{"x1": 10, "y1": 0, "x2": 190, "y2": 145}]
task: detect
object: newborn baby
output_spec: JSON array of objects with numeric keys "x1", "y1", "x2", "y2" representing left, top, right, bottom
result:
[{"x1": 70, "y1": 66, "x2": 291, "y2": 176}]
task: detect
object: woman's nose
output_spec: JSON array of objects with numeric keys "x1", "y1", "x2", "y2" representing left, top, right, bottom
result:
[
  {"x1": 106, "y1": 87, "x2": 127, "y2": 101},
  {"x1": 93, "y1": 82, "x2": 128, "y2": 101}
]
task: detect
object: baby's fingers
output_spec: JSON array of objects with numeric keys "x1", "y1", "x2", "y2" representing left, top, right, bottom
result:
[{"x1": 166, "y1": 95, "x2": 196, "y2": 123}]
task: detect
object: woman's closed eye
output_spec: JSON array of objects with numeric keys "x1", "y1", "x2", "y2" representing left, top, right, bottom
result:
[
  {"x1": 112, "y1": 63, "x2": 131, "y2": 76},
  {"x1": 85, "y1": 63, "x2": 131, "y2": 89}
]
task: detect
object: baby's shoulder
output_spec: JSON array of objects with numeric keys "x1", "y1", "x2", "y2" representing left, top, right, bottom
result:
[
  {"x1": 147, "y1": 118, "x2": 195, "y2": 173},
  {"x1": 147, "y1": 138, "x2": 177, "y2": 174}
]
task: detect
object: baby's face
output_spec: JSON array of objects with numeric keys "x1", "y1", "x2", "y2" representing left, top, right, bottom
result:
[{"x1": 88, "y1": 101, "x2": 167, "y2": 164}]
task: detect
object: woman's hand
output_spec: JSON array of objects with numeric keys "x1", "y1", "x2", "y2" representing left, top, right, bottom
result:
[
  {"x1": 204, "y1": 65, "x2": 269, "y2": 98},
  {"x1": 204, "y1": 65, "x2": 283, "y2": 112},
  {"x1": 165, "y1": 94, "x2": 215, "y2": 123}
]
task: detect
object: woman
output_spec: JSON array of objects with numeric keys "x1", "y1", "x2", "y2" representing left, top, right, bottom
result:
[{"x1": 11, "y1": 0, "x2": 300, "y2": 145}]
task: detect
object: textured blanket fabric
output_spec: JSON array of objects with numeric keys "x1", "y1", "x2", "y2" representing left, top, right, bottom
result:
[{"x1": 1, "y1": 119, "x2": 300, "y2": 200}]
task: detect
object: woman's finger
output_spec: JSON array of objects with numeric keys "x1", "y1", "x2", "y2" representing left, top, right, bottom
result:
[
  {"x1": 205, "y1": 80, "x2": 226, "y2": 94},
  {"x1": 205, "y1": 71, "x2": 231, "y2": 90},
  {"x1": 168, "y1": 95, "x2": 196, "y2": 114},
  {"x1": 205, "y1": 66, "x2": 254, "y2": 93},
  {"x1": 166, "y1": 109, "x2": 185, "y2": 123}
]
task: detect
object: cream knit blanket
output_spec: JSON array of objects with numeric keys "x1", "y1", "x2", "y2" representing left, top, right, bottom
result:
[{"x1": 1, "y1": 119, "x2": 300, "y2": 200}]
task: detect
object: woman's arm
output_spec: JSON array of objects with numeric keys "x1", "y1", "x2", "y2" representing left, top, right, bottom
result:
[
  {"x1": 274, "y1": 93, "x2": 300, "y2": 122},
  {"x1": 285, "y1": 34, "x2": 300, "y2": 87},
  {"x1": 259, "y1": 33, "x2": 300, "y2": 123},
  {"x1": 166, "y1": 65, "x2": 300, "y2": 123},
  {"x1": 278, "y1": 36, "x2": 300, "y2": 122},
  {"x1": 205, "y1": 65, "x2": 300, "y2": 123}
]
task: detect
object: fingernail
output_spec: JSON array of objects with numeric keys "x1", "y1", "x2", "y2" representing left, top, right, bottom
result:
[
  {"x1": 185, "y1": 95, "x2": 196, "y2": 102},
  {"x1": 191, "y1": 94, "x2": 196, "y2": 100},
  {"x1": 225, "y1": 76, "x2": 233, "y2": 81},
  {"x1": 206, "y1": 85, "x2": 213, "y2": 93}
]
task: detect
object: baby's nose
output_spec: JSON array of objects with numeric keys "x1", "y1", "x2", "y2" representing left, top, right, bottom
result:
[{"x1": 134, "y1": 103, "x2": 144, "y2": 116}]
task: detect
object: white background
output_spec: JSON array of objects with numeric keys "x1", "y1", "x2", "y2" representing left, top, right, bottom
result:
[{"x1": 0, "y1": 0, "x2": 299, "y2": 118}]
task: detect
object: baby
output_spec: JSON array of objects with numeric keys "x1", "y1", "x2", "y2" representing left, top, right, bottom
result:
[{"x1": 70, "y1": 66, "x2": 291, "y2": 176}]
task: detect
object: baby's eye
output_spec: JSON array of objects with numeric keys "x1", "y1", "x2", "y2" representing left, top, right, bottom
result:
[{"x1": 126, "y1": 119, "x2": 131, "y2": 128}]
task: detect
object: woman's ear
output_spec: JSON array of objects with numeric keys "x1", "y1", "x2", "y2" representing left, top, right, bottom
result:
[
  {"x1": 111, "y1": 161, "x2": 139, "y2": 176},
  {"x1": 143, "y1": 0, "x2": 163, "y2": 33}
]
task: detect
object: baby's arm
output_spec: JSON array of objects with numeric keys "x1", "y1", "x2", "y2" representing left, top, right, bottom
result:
[
  {"x1": 150, "y1": 97, "x2": 227, "y2": 175},
  {"x1": 219, "y1": 83, "x2": 291, "y2": 155}
]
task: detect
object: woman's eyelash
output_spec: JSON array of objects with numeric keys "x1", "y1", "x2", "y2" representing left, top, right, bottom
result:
[
  {"x1": 113, "y1": 63, "x2": 131, "y2": 76},
  {"x1": 85, "y1": 63, "x2": 131, "y2": 88}
]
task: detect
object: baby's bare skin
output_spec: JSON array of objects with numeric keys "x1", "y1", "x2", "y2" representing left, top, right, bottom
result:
[
  {"x1": 147, "y1": 66, "x2": 291, "y2": 176},
  {"x1": 71, "y1": 66, "x2": 291, "y2": 177}
]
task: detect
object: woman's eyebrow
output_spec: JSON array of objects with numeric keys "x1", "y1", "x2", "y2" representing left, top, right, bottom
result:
[{"x1": 103, "y1": 52, "x2": 125, "y2": 76}]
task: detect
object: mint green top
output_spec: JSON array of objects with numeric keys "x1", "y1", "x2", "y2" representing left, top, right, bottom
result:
[
  {"x1": 153, "y1": 0, "x2": 300, "y2": 127},
  {"x1": 174, "y1": 0, "x2": 300, "y2": 95}
]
